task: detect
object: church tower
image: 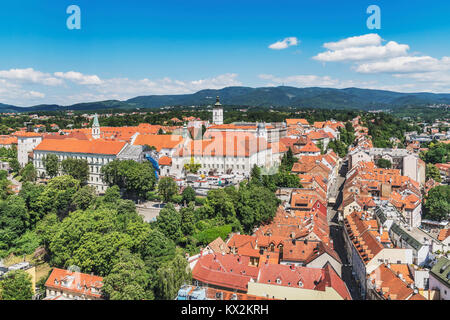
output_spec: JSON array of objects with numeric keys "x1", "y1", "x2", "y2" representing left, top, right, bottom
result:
[
  {"x1": 256, "y1": 122, "x2": 267, "y2": 139},
  {"x1": 92, "y1": 113, "x2": 101, "y2": 139},
  {"x1": 212, "y1": 96, "x2": 223, "y2": 125}
]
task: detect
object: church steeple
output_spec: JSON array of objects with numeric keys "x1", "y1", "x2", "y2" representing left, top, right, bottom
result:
[
  {"x1": 212, "y1": 96, "x2": 223, "y2": 125},
  {"x1": 92, "y1": 113, "x2": 100, "y2": 139}
]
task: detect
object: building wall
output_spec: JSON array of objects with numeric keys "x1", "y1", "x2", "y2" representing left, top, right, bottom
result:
[
  {"x1": 306, "y1": 254, "x2": 342, "y2": 277},
  {"x1": 34, "y1": 150, "x2": 115, "y2": 193},
  {"x1": 366, "y1": 248, "x2": 413, "y2": 274},
  {"x1": 170, "y1": 149, "x2": 272, "y2": 178},
  {"x1": 429, "y1": 274, "x2": 450, "y2": 300},
  {"x1": 402, "y1": 154, "x2": 419, "y2": 184},
  {"x1": 247, "y1": 282, "x2": 345, "y2": 300},
  {"x1": 343, "y1": 201, "x2": 362, "y2": 217},
  {"x1": 350, "y1": 151, "x2": 372, "y2": 169},
  {"x1": 18, "y1": 136, "x2": 42, "y2": 167},
  {"x1": 413, "y1": 269, "x2": 430, "y2": 290}
]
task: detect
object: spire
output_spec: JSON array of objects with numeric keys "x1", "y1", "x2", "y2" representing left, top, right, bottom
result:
[
  {"x1": 212, "y1": 96, "x2": 223, "y2": 125},
  {"x1": 214, "y1": 96, "x2": 222, "y2": 107},
  {"x1": 93, "y1": 113, "x2": 100, "y2": 127},
  {"x1": 92, "y1": 113, "x2": 100, "y2": 139}
]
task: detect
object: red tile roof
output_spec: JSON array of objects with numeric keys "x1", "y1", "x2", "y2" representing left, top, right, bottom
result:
[
  {"x1": 13, "y1": 131, "x2": 42, "y2": 137},
  {"x1": 0, "y1": 135, "x2": 17, "y2": 145},
  {"x1": 158, "y1": 156, "x2": 172, "y2": 166},
  {"x1": 257, "y1": 263, "x2": 351, "y2": 300},
  {"x1": 438, "y1": 228, "x2": 450, "y2": 241},
  {"x1": 45, "y1": 268, "x2": 103, "y2": 299},
  {"x1": 368, "y1": 264, "x2": 415, "y2": 300},
  {"x1": 192, "y1": 253, "x2": 259, "y2": 292},
  {"x1": 34, "y1": 138, "x2": 126, "y2": 155},
  {"x1": 298, "y1": 141, "x2": 320, "y2": 153},
  {"x1": 133, "y1": 134, "x2": 184, "y2": 151}
]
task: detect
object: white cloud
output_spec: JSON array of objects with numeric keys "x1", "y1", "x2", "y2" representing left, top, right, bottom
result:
[
  {"x1": 323, "y1": 33, "x2": 382, "y2": 50},
  {"x1": 269, "y1": 37, "x2": 299, "y2": 50},
  {"x1": 27, "y1": 91, "x2": 45, "y2": 98},
  {"x1": 312, "y1": 33, "x2": 450, "y2": 93},
  {"x1": 0, "y1": 68, "x2": 63, "y2": 86},
  {"x1": 0, "y1": 67, "x2": 243, "y2": 106},
  {"x1": 94, "y1": 73, "x2": 242, "y2": 98},
  {"x1": 54, "y1": 71, "x2": 103, "y2": 85},
  {"x1": 356, "y1": 56, "x2": 450, "y2": 74},
  {"x1": 314, "y1": 40, "x2": 409, "y2": 62}
]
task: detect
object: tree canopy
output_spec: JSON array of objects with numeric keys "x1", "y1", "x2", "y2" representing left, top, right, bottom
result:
[
  {"x1": 423, "y1": 185, "x2": 450, "y2": 222},
  {"x1": 61, "y1": 158, "x2": 90, "y2": 185},
  {"x1": 101, "y1": 160, "x2": 156, "y2": 199},
  {"x1": 0, "y1": 270, "x2": 33, "y2": 300}
]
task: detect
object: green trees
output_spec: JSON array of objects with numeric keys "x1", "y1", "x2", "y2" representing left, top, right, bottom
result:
[
  {"x1": 181, "y1": 186, "x2": 196, "y2": 204},
  {"x1": 183, "y1": 157, "x2": 201, "y2": 174},
  {"x1": 43, "y1": 175, "x2": 81, "y2": 217},
  {"x1": 0, "y1": 196, "x2": 29, "y2": 251},
  {"x1": 8, "y1": 159, "x2": 20, "y2": 174},
  {"x1": 61, "y1": 158, "x2": 90, "y2": 185},
  {"x1": 43, "y1": 154, "x2": 59, "y2": 178},
  {"x1": 0, "y1": 172, "x2": 12, "y2": 200},
  {"x1": 339, "y1": 123, "x2": 356, "y2": 146},
  {"x1": 194, "y1": 225, "x2": 232, "y2": 245},
  {"x1": 101, "y1": 160, "x2": 156, "y2": 199},
  {"x1": 102, "y1": 248, "x2": 154, "y2": 300},
  {"x1": 421, "y1": 142, "x2": 450, "y2": 164},
  {"x1": 72, "y1": 185, "x2": 96, "y2": 210},
  {"x1": 377, "y1": 158, "x2": 392, "y2": 169},
  {"x1": 180, "y1": 203, "x2": 196, "y2": 236},
  {"x1": 423, "y1": 185, "x2": 450, "y2": 222},
  {"x1": 19, "y1": 182, "x2": 45, "y2": 226},
  {"x1": 103, "y1": 185, "x2": 121, "y2": 204},
  {"x1": 327, "y1": 139, "x2": 348, "y2": 158},
  {"x1": 426, "y1": 164, "x2": 442, "y2": 183},
  {"x1": 281, "y1": 147, "x2": 296, "y2": 171},
  {"x1": 157, "y1": 177, "x2": 178, "y2": 203},
  {"x1": 0, "y1": 270, "x2": 33, "y2": 300},
  {"x1": 20, "y1": 163, "x2": 37, "y2": 183},
  {"x1": 156, "y1": 203, "x2": 182, "y2": 243},
  {"x1": 153, "y1": 254, "x2": 191, "y2": 300},
  {"x1": 235, "y1": 183, "x2": 280, "y2": 233},
  {"x1": 250, "y1": 165, "x2": 263, "y2": 186},
  {"x1": 317, "y1": 140, "x2": 324, "y2": 155}
]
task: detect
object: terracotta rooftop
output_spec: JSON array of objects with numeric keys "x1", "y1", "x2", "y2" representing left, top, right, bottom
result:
[
  {"x1": 45, "y1": 268, "x2": 103, "y2": 299},
  {"x1": 34, "y1": 138, "x2": 126, "y2": 155}
]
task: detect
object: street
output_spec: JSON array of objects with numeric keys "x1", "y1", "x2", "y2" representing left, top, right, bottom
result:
[{"x1": 327, "y1": 159, "x2": 363, "y2": 300}]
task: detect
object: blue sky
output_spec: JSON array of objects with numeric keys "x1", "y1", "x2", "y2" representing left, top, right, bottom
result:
[{"x1": 0, "y1": 0, "x2": 449, "y2": 106}]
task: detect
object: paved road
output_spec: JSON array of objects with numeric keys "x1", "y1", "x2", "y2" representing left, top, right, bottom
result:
[
  {"x1": 7, "y1": 174, "x2": 22, "y2": 192},
  {"x1": 327, "y1": 159, "x2": 363, "y2": 300}
]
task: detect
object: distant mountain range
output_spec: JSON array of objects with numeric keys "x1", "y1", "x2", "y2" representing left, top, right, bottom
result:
[{"x1": 2, "y1": 86, "x2": 450, "y2": 113}]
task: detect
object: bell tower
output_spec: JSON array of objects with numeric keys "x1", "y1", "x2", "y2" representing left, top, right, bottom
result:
[
  {"x1": 212, "y1": 96, "x2": 223, "y2": 125},
  {"x1": 92, "y1": 113, "x2": 101, "y2": 139}
]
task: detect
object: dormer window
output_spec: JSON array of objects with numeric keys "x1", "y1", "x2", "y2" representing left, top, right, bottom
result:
[
  {"x1": 298, "y1": 281, "x2": 303, "y2": 287},
  {"x1": 276, "y1": 278, "x2": 282, "y2": 284}
]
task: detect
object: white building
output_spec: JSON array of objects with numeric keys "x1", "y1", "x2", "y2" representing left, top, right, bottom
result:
[
  {"x1": 349, "y1": 148, "x2": 425, "y2": 185},
  {"x1": 33, "y1": 138, "x2": 128, "y2": 193},
  {"x1": 212, "y1": 96, "x2": 223, "y2": 125},
  {"x1": 429, "y1": 257, "x2": 450, "y2": 300},
  {"x1": 16, "y1": 131, "x2": 43, "y2": 167},
  {"x1": 170, "y1": 133, "x2": 273, "y2": 178}
]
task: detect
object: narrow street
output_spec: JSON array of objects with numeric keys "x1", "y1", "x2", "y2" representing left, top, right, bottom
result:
[{"x1": 327, "y1": 159, "x2": 363, "y2": 300}]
